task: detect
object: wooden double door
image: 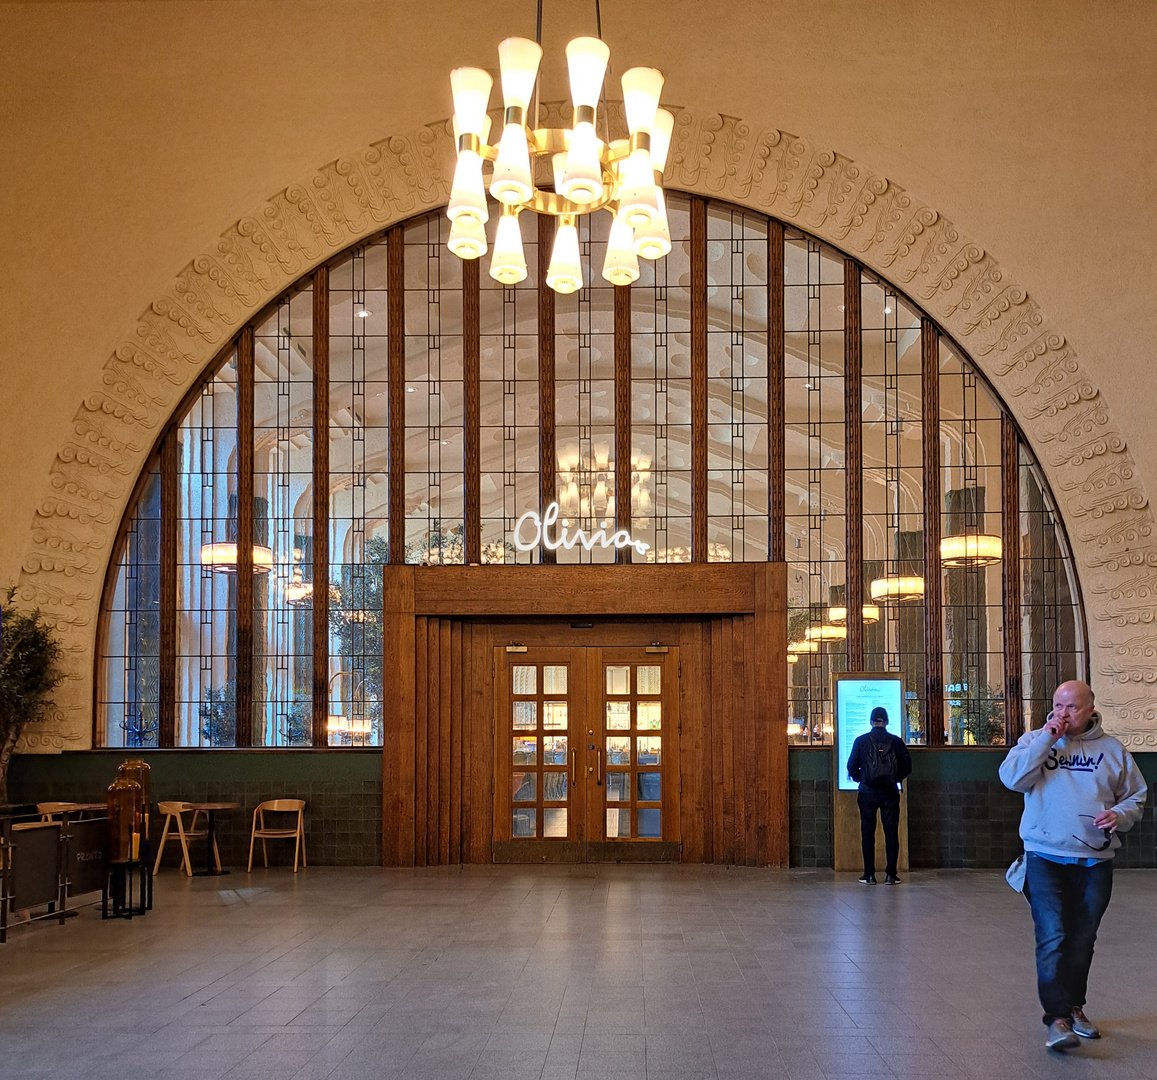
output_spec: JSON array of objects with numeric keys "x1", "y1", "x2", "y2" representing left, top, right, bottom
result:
[{"x1": 492, "y1": 645, "x2": 681, "y2": 862}]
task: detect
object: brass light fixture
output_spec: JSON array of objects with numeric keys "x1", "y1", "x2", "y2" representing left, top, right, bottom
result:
[
  {"x1": 940, "y1": 533, "x2": 1003, "y2": 567},
  {"x1": 447, "y1": 24, "x2": 671, "y2": 293},
  {"x1": 200, "y1": 542, "x2": 274, "y2": 573},
  {"x1": 805, "y1": 624, "x2": 848, "y2": 642},
  {"x1": 869, "y1": 575, "x2": 926, "y2": 603}
]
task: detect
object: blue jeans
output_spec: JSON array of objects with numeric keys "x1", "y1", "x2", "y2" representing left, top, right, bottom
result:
[{"x1": 1024, "y1": 852, "x2": 1114, "y2": 1025}]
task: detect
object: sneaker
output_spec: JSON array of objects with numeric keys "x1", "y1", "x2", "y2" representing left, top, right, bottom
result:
[
  {"x1": 1046, "y1": 1018, "x2": 1080, "y2": 1052},
  {"x1": 858, "y1": 874, "x2": 877, "y2": 884},
  {"x1": 1070, "y1": 1007, "x2": 1100, "y2": 1039},
  {"x1": 884, "y1": 875, "x2": 901, "y2": 885}
]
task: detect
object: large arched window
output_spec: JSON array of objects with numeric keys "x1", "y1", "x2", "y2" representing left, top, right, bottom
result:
[{"x1": 98, "y1": 194, "x2": 1085, "y2": 749}]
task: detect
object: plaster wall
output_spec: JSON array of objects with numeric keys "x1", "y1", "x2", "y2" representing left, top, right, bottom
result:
[{"x1": 2, "y1": 0, "x2": 1156, "y2": 749}]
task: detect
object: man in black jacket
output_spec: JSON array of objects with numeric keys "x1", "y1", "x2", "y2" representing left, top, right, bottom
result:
[{"x1": 846, "y1": 706, "x2": 912, "y2": 884}]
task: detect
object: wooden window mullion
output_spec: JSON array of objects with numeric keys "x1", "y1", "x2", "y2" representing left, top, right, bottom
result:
[
  {"x1": 615, "y1": 284, "x2": 632, "y2": 563},
  {"x1": 922, "y1": 319, "x2": 945, "y2": 745},
  {"x1": 235, "y1": 324, "x2": 255, "y2": 746},
  {"x1": 538, "y1": 215, "x2": 556, "y2": 563},
  {"x1": 464, "y1": 259, "x2": 481, "y2": 564},
  {"x1": 691, "y1": 198, "x2": 708, "y2": 562},
  {"x1": 387, "y1": 225, "x2": 406, "y2": 565},
  {"x1": 158, "y1": 430, "x2": 178, "y2": 747},
  {"x1": 1002, "y1": 415, "x2": 1023, "y2": 742},
  {"x1": 768, "y1": 219, "x2": 785, "y2": 564},
  {"x1": 844, "y1": 259, "x2": 863, "y2": 669},
  {"x1": 312, "y1": 268, "x2": 330, "y2": 747}
]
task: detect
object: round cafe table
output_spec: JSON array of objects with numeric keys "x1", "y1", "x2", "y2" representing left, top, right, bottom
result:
[{"x1": 185, "y1": 802, "x2": 239, "y2": 876}]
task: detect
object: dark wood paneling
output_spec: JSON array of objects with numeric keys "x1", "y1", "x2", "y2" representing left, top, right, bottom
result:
[
  {"x1": 312, "y1": 266, "x2": 330, "y2": 747},
  {"x1": 1002, "y1": 416, "x2": 1023, "y2": 743},
  {"x1": 439, "y1": 618, "x2": 452, "y2": 864},
  {"x1": 387, "y1": 225, "x2": 406, "y2": 565},
  {"x1": 768, "y1": 220, "x2": 786, "y2": 563},
  {"x1": 466, "y1": 622, "x2": 492, "y2": 862},
  {"x1": 844, "y1": 259, "x2": 864, "y2": 670},
  {"x1": 691, "y1": 198, "x2": 708, "y2": 562},
  {"x1": 463, "y1": 259, "x2": 481, "y2": 565},
  {"x1": 922, "y1": 319, "x2": 945, "y2": 745},
  {"x1": 158, "y1": 430, "x2": 177, "y2": 748},
  {"x1": 614, "y1": 284, "x2": 632, "y2": 562},
  {"x1": 538, "y1": 215, "x2": 556, "y2": 561},
  {"x1": 411, "y1": 564, "x2": 761, "y2": 616},
  {"x1": 235, "y1": 325, "x2": 255, "y2": 747},
  {"x1": 710, "y1": 619, "x2": 725, "y2": 861},
  {"x1": 381, "y1": 567, "x2": 415, "y2": 865},
  {"x1": 450, "y1": 620, "x2": 463, "y2": 861}
]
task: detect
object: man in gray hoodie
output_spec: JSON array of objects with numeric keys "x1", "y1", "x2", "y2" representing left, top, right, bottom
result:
[{"x1": 999, "y1": 681, "x2": 1147, "y2": 1052}]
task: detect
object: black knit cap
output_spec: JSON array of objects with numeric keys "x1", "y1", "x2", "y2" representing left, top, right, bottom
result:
[{"x1": 870, "y1": 707, "x2": 889, "y2": 724}]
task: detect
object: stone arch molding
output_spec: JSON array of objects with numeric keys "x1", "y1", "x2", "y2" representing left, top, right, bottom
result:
[{"x1": 17, "y1": 102, "x2": 1157, "y2": 752}]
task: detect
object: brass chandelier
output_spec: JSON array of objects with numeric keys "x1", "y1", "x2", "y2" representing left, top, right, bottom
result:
[{"x1": 446, "y1": 23, "x2": 671, "y2": 293}]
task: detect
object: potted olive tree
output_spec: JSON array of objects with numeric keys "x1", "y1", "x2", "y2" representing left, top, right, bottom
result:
[{"x1": 0, "y1": 588, "x2": 65, "y2": 805}]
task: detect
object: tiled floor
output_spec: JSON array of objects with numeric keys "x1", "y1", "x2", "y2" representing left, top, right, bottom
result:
[{"x1": 1, "y1": 866, "x2": 1155, "y2": 1079}]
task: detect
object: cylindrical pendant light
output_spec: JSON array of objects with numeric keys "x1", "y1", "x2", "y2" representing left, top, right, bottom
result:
[
  {"x1": 490, "y1": 209, "x2": 528, "y2": 284},
  {"x1": 546, "y1": 217, "x2": 583, "y2": 294},
  {"x1": 633, "y1": 108, "x2": 674, "y2": 259},
  {"x1": 448, "y1": 216, "x2": 488, "y2": 259},
  {"x1": 602, "y1": 216, "x2": 640, "y2": 285},
  {"x1": 447, "y1": 67, "x2": 493, "y2": 225},
  {"x1": 617, "y1": 67, "x2": 664, "y2": 228},
  {"x1": 490, "y1": 37, "x2": 541, "y2": 205},
  {"x1": 560, "y1": 37, "x2": 610, "y2": 205}
]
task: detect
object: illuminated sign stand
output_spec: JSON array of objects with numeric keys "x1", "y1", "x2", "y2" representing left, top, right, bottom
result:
[{"x1": 831, "y1": 672, "x2": 910, "y2": 875}]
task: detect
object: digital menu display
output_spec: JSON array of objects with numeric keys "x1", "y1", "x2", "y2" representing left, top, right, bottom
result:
[{"x1": 834, "y1": 675, "x2": 905, "y2": 792}]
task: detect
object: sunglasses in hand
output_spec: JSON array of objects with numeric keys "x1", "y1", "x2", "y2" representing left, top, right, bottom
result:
[{"x1": 1073, "y1": 814, "x2": 1113, "y2": 852}]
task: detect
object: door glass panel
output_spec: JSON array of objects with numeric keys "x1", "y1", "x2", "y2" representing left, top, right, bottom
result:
[
  {"x1": 606, "y1": 701, "x2": 630, "y2": 729},
  {"x1": 544, "y1": 701, "x2": 568, "y2": 728},
  {"x1": 637, "y1": 666, "x2": 662, "y2": 694},
  {"x1": 606, "y1": 772, "x2": 630, "y2": 801},
  {"x1": 638, "y1": 808, "x2": 661, "y2": 838},
  {"x1": 543, "y1": 665, "x2": 567, "y2": 693},
  {"x1": 512, "y1": 666, "x2": 536, "y2": 694},
  {"x1": 544, "y1": 808, "x2": 568, "y2": 837},
  {"x1": 513, "y1": 809, "x2": 536, "y2": 836},
  {"x1": 637, "y1": 736, "x2": 661, "y2": 764},
  {"x1": 606, "y1": 665, "x2": 630, "y2": 694},
  {"x1": 637, "y1": 702, "x2": 661, "y2": 729},
  {"x1": 543, "y1": 735, "x2": 567, "y2": 763},
  {"x1": 606, "y1": 736, "x2": 631, "y2": 764},
  {"x1": 543, "y1": 772, "x2": 568, "y2": 801},
  {"x1": 513, "y1": 772, "x2": 536, "y2": 800},
  {"x1": 513, "y1": 736, "x2": 537, "y2": 764},
  {"x1": 637, "y1": 772, "x2": 661, "y2": 800},
  {"x1": 513, "y1": 701, "x2": 536, "y2": 728},
  {"x1": 606, "y1": 809, "x2": 631, "y2": 837}
]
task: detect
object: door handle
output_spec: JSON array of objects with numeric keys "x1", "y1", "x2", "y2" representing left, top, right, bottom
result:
[
  {"x1": 597, "y1": 748, "x2": 603, "y2": 786},
  {"x1": 570, "y1": 749, "x2": 576, "y2": 786}
]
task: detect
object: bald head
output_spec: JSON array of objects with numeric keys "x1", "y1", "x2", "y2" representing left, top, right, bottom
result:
[{"x1": 1052, "y1": 681, "x2": 1095, "y2": 734}]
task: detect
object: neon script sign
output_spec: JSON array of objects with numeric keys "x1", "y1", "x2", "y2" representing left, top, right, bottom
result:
[{"x1": 513, "y1": 503, "x2": 650, "y2": 557}]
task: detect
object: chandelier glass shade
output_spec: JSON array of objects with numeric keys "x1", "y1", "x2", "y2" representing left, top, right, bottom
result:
[
  {"x1": 869, "y1": 575, "x2": 926, "y2": 603},
  {"x1": 447, "y1": 35, "x2": 671, "y2": 293},
  {"x1": 940, "y1": 533, "x2": 1003, "y2": 567},
  {"x1": 828, "y1": 604, "x2": 882, "y2": 625},
  {"x1": 200, "y1": 542, "x2": 274, "y2": 573},
  {"x1": 787, "y1": 640, "x2": 820, "y2": 655},
  {"x1": 804, "y1": 624, "x2": 848, "y2": 642}
]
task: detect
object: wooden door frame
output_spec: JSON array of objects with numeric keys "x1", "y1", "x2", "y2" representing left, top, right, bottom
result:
[{"x1": 381, "y1": 562, "x2": 788, "y2": 867}]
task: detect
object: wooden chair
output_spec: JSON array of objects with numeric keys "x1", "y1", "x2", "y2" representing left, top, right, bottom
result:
[
  {"x1": 153, "y1": 801, "x2": 220, "y2": 877},
  {"x1": 37, "y1": 802, "x2": 75, "y2": 822},
  {"x1": 248, "y1": 799, "x2": 306, "y2": 872}
]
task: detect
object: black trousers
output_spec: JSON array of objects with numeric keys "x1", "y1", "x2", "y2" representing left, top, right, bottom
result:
[{"x1": 857, "y1": 787, "x2": 900, "y2": 877}]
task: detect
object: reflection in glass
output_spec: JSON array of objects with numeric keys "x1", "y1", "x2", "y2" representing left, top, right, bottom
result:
[
  {"x1": 512, "y1": 665, "x2": 536, "y2": 695},
  {"x1": 637, "y1": 702, "x2": 661, "y2": 730},
  {"x1": 543, "y1": 701, "x2": 568, "y2": 729},
  {"x1": 513, "y1": 809, "x2": 536, "y2": 837},
  {"x1": 637, "y1": 736, "x2": 661, "y2": 764},
  {"x1": 606, "y1": 702, "x2": 631, "y2": 730},
  {"x1": 543, "y1": 736, "x2": 567, "y2": 764},
  {"x1": 543, "y1": 665, "x2": 567, "y2": 693},
  {"x1": 637, "y1": 666, "x2": 661, "y2": 695},
  {"x1": 512, "y1": 771, "x2": 536, "y2": 801},
  {"x1": 543, "y1": 808, "x2": 568, "y2": 838},
  {"x1": 637, "y1": 772, "x2": 661, "y2": 801},
  {"x1": 513, "y1": 702, "x2": 536, "y2": 729},
  {"x1": 638, "y1": 808, "x2": 661, "y2": 838},
  {"x1": 606, "y1": 808, "x2": 631, "y2": 838},
  {"x1": 513, "y1": 737, "x2": 537, "y2": 764},
  {"x1": 543, "y1": 772, "x2": 568, "y2": 801},
  {"x1": 605, "y1": 772, "x2": 630, "y2": 801},
  {"x1": 606, "y1": 737, "x2": 631, "y2": 765},
  {"x1": 606, "y1": 665, "x2": 630, "y2": 695}
]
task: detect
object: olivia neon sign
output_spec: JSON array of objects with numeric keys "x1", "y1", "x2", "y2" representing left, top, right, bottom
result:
[{"x1": 513, "y1": 503, "x2": 650, "y2": 557}]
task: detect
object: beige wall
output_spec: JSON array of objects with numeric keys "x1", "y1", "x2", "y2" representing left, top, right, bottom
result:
[{"x1": 2, "y1": 0, "x2": 1156, "y2": 747}]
